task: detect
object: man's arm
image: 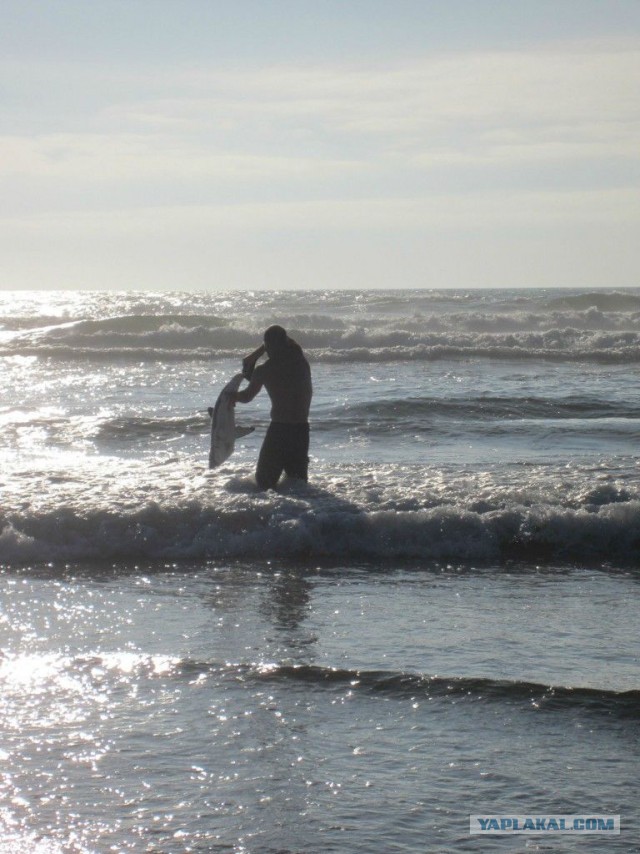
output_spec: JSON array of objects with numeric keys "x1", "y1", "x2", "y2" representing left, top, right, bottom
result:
[
  {"x1": 232, "y1": 373, "x2": 263, "y2": 405},
  {"x1": 242, "y1": 344, "x2": 266, "y2": 380}
]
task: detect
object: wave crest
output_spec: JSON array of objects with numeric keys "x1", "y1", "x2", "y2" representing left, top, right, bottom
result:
[
  {"x1": 3, "y1": 291, "x2": 640, "y2": 364},
  {"x1": 2, "y1": 475, "x2": 639, "y2": 566}
]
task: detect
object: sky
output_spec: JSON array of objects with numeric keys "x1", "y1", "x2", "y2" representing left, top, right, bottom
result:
[{"x1": 1, "y1": 0, "x2": 639, "y2": 291}]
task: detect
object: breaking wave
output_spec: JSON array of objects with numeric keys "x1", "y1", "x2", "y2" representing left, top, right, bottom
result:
[
  {"x1": 2, "y1": 288, "x2": 640, "y2": 364},
  {"x1": 1, "y1": 470, "x2": 639, "y2": 567}
]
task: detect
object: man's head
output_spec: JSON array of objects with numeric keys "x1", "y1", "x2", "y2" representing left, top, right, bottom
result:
[{"x1": 263, "y1": 324, "x2": 288, "y2": 356}]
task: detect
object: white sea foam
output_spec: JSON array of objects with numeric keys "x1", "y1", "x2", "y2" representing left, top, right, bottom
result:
[
  {"x1": 1, "y1": 458, "x2": 638, "y2": 566},
  {"x1": 2, "y1": 288, "x2": 640, "y2": 363}
]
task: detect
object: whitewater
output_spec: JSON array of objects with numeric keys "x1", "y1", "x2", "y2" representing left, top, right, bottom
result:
[{"x1": 1, "y1": 288, "x2": 639, "y2": 852}]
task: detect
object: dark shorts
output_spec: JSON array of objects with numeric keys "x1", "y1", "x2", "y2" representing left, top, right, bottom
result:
[{"x1": 256, "y1": 422, "x2": 310, "y2": 490}]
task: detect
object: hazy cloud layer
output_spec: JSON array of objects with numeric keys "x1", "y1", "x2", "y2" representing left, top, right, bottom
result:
[{"x1": 1, "y1": 5, "x2": 639, "y2": 289}]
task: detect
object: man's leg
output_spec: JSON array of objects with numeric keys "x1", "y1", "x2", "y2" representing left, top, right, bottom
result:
[
  {"x1": 255, "y1": 425, "x2": 284, "y2": 490},
  {"x1": 283, "y1": 424, "x2": 310, "y2": 481}
]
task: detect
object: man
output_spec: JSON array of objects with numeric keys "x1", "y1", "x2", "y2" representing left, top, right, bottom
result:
[{"x1": 231, "y1": 325, "x2": 312, "y2": 490}]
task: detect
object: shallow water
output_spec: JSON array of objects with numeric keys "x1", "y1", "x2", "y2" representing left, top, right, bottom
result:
[{"x1": 1, "y1": 561, "x2": 638, "y2": 852}]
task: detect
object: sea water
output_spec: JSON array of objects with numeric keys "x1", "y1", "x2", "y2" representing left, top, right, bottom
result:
[{"x1": 0, "y1": 288, "x2": 638, "y2": 852}]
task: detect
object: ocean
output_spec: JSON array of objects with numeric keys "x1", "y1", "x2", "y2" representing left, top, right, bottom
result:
[{"x1": 0, "y1": 287, "x2": 638, "y2": 852}]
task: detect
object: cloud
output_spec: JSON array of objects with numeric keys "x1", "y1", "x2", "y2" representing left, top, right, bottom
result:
[
  {"x1": 4, "y1": 40, "x2": 639, "y2": 182},
  {"x1": 126, "y1": 43, "x2": 639, "y2": 156},
  {"x1": 0, "y1": 133, "x2": 356, "y2": 182},
  {"x1": 4, "y1": 187, "x2": 637, "y2": 240}
]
